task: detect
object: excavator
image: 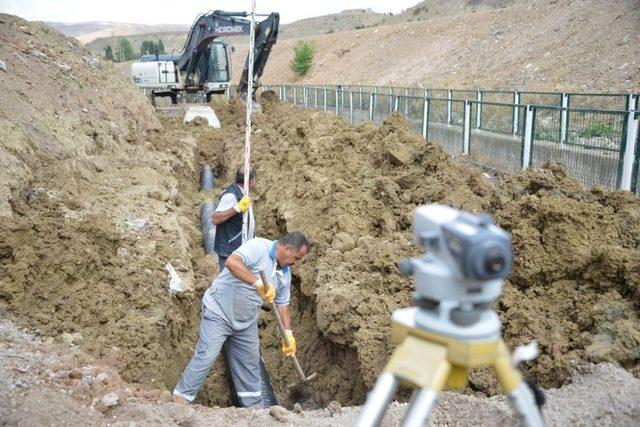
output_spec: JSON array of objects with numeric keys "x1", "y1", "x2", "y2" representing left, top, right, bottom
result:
[{"x1": 131, "y1": 10, "x2": 279, "y2": 105}]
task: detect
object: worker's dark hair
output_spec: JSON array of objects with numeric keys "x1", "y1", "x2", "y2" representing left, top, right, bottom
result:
[
  {"x1": 279, "y1": 231, "x2": 312, "y2": 253},
  {"x1": 235, "y1": 167, "x2": 255, "y2": 184}
]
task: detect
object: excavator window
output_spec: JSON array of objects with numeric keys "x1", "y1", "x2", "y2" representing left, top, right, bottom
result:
[{"x1": 207, "y1": 43, "x2": 230, "y2": 83}]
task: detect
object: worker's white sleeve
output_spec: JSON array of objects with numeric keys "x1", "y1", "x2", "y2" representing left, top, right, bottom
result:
[
  {"x1": 274, "y1": 274, "x2": 291, "y2": 307},
  {"x1": 215, "y1": 193, "x2": 237, "y2": 212}
]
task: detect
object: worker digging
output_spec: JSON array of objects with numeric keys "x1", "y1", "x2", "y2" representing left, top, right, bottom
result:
[{"x1": 173, "y1": 232, "x2": 311, "y2": 406}]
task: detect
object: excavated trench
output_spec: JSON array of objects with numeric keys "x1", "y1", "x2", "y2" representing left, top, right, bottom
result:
[{"x1": 1, "y1": 91, "x2": 639, "y2": 412}]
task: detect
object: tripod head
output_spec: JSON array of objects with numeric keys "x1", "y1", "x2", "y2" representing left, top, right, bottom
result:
[{"x1": 398, "y1": 205, "x2": 513, "y2": 339}]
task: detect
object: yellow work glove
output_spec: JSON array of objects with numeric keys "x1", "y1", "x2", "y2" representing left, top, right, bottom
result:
[
  {"x1": 254, "y1": 279, "x2": 275, "y2": 304},
  {"x1": 281, "y1": 330, "x2": 296, "y2": 357},
  {"x1": 234, "y1": 196, "x2": 251, "y2": 213}
]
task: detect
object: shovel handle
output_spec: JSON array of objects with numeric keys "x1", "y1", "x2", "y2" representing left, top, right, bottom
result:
[{"x1": 258, "y1": 269, "x2": 306, "y2": 381}]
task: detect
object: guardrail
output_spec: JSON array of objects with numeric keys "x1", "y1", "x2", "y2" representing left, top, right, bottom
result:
[{"x1": 260, "y1": 84, "x2": 639, "y2": 194}]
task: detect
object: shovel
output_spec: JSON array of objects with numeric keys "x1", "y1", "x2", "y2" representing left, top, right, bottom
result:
[{"x1": 258, "y1": 269, "x2": 318, "y2": 393}]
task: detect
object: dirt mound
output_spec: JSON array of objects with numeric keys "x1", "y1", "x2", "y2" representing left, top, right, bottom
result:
[
  {"x1": 202, "y1": 95, "x2": 640, "y2": 405},
  {"x1": 0, "y1": 14, "x2": 236, "y2": 407}
]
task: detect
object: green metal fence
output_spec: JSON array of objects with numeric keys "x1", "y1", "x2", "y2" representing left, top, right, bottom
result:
[
  {"x1": 263, "y1": 84, "x2": 639, "y2": 193},
  {"x1": 469, "y1": 101, "x2": 525, "y2": 173},
  {"x1": 528, "y1": 106, "x2": 629, "y2": 189},
  {"x1": 426, "y1": 97, "x2": 464, "y2": 156}
]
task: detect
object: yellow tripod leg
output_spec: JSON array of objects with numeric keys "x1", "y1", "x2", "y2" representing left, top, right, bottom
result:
[
  {"x1": 493, "y1": 341, "x2": 546, "y2": 427},
  {"x1": 385, "y1": 335, "x2": 452, "y2": 427}
]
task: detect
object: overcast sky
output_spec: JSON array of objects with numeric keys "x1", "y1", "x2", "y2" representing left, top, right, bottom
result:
[{"x1": 0, "y1": 0, "x2": 421, "y2": 25}]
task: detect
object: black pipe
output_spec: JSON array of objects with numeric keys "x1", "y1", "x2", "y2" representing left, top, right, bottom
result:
[
  {"x1": 200, "y1": 201, "x2": 217, "y2": 255},
  {"x1": 200, "y1": 164, "x2": 215, "y2": 191}
]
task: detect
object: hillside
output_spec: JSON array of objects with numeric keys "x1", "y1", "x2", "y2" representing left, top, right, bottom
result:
[
  {"x1": 252, "y1": 0, "x2": 639, "y2": 91},
  {"x1": 82, "y1": 1, "x2": 529, "y2": 59},
  {"x1": 389, "y1": 0, "x2": 522, "y2": 23},
  {"x1": 93, "y1": 0, "x2": 638, "y2": 92}
]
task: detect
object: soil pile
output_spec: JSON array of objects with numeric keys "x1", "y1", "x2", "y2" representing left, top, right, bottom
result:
[
  {"x1": 204, "y1": 93, "x2": 640, "y2": 405},
  {"x1": 0, "y1": 14, "x2": 233, "y2": 406}
]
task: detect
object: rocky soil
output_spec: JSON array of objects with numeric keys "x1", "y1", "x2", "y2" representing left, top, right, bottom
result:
[{"x1": 2, "y1": 316, "x2": 639, "y2": 426}]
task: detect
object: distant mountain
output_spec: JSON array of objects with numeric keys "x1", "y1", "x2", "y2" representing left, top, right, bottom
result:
[
  {"x1": 82, "y1": 8, "x2": 391, "y2": 58},
  {"x1": 46, "y1": 21, "x2": 189, "y2": 44}
]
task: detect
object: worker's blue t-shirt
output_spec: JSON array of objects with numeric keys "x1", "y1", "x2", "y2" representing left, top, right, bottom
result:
[{"x1": 203, "y1": 238, "x2": 291, "y2": 330}]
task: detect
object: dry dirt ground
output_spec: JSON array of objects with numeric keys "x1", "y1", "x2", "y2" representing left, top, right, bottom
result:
[
  {"x1": 1, "y1": 13, "x2": 640, "y2": 426},
  {"x1": 246, "y1": 0, "x2": 639, "y2": 91},
  {"x1": 2, "y1": 316, "x2": 640, "y2": 426}
]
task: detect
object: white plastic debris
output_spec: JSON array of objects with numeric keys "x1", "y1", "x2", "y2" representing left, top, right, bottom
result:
[
  {"x1": 165, "y1": 263, "x2": 184, "y2": 294},
  {"x1": 512, "y1": 341, "x2": 539, "y2": 366},
  {"x1": 124, "y1": 218, "x2": 147, "y2": 231},
  {"x1": 0, "y1": 59, "x2": 5, "y2": 71},
  {"x1": 184, "y1": 106, "x2": 221, "y2": 128}
]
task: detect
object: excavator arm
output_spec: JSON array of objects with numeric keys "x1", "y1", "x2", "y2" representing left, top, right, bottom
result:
[
  {"x1": 236, "y1": 12, "x2": 279, "y2": 97},
  {"x1": 177, "y1": 10, "x2": 279, "y2": 95}
]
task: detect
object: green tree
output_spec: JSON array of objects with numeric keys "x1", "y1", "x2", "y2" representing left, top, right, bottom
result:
[
  {"x1": 118, "y1": 38, "x2": 134, "y2": 61},
  {"x1": 290, "y1": 40, "x2": 315, "y2": 76},
  {"x1": 139, "y1": 40, "x2": 154, "y2": 56},
  {"x1": 104, "y1": 45, "x2": 114, "y2": 61},
  {"x1": 157, "y1": 39, "x2": 165, "y2": 54}
]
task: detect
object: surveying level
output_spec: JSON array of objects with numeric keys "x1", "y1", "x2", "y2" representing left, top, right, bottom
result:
[{"x1": 357, "y1": 205, "x2": 545, "y2": 427}]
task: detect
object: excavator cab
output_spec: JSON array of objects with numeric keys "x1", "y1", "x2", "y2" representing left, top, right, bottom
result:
[{"x1": 193, "y1": 40, "x2": 232, "y2": 99}]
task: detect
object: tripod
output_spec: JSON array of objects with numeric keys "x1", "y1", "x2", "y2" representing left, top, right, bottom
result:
[{"x1": 356, "y1": 306, "x2": 545, "y2": 427}]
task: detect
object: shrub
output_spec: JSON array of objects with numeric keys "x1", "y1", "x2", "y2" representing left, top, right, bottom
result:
[
  {"x1": 291, "y1": 41, "x2": 315, "y2": 76},
  {"x1": 578, "y1": 123, "x2": 615, "y2": 138}
]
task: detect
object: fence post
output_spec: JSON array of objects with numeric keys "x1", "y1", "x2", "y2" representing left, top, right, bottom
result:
[
  {"x1": 560, "y1": 93, "x2": 569, "y2": 143},
  {"x1": 282, "y1": 85, "x2": 286, "y2": 102},
  {"x1": 369, "y1": 92, "x2": 375, "y2": 122},
  {"x1": 522, "y1": 105, "x2": 535, "y2": 170},
  {"x1": 476, "y1": 91, "x2": 482, "y2": 129},
  {"x1": 422, "y1": 96, "x2": 429, "y2": 140},
  {"x1": 349, "y1": 91, "x2": 354, "y2": 124},
  {"x1": 314, "y1": 88, "x2": 318, "y2": 110},
  {"x1": 359, "y1": 83, "x2": 363, "y2": 110},
  {"x1": 394, "y1": 95, "x2": 400, "y2": 113},
  {"x1": 226, "y1": 86, "x2": 231, "y2": 100},
  {"x1": 405, "y1": 88, "x2": 409, "y2": 115},
  {"x1": 619, "y1": 94, "x2": 639, "y2": 191},
  {"x1": 293, "y1": 86, "x2": 298, "y2": 106},
  {"x1": 463, "y1": 100, "x2": 471, "y2": 154},
  {"x1": 447, "y1": 89, "x2": 452, "y2": 124},
  {"x1": 303, "y1": 85, "x2": 307, "y2": 108},
  {"x1": 335, "y1": 87, "x2": 339, "y2": 116},
  {"x1": 323, "y1": 85, "x2": 327, "y2": 112},
  {"x1": 513, "y1": 91, "x2": 520, "y2": 135}
]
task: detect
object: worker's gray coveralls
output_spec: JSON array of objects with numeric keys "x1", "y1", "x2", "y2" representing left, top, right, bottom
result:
[{"x1": 173, "y1": 238, "x2": 291, "y2": 406}]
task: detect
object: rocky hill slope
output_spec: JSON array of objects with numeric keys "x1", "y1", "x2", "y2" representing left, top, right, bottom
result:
[{"x1": 251, "y1": 0, "x2": 638, "y2": 91}]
